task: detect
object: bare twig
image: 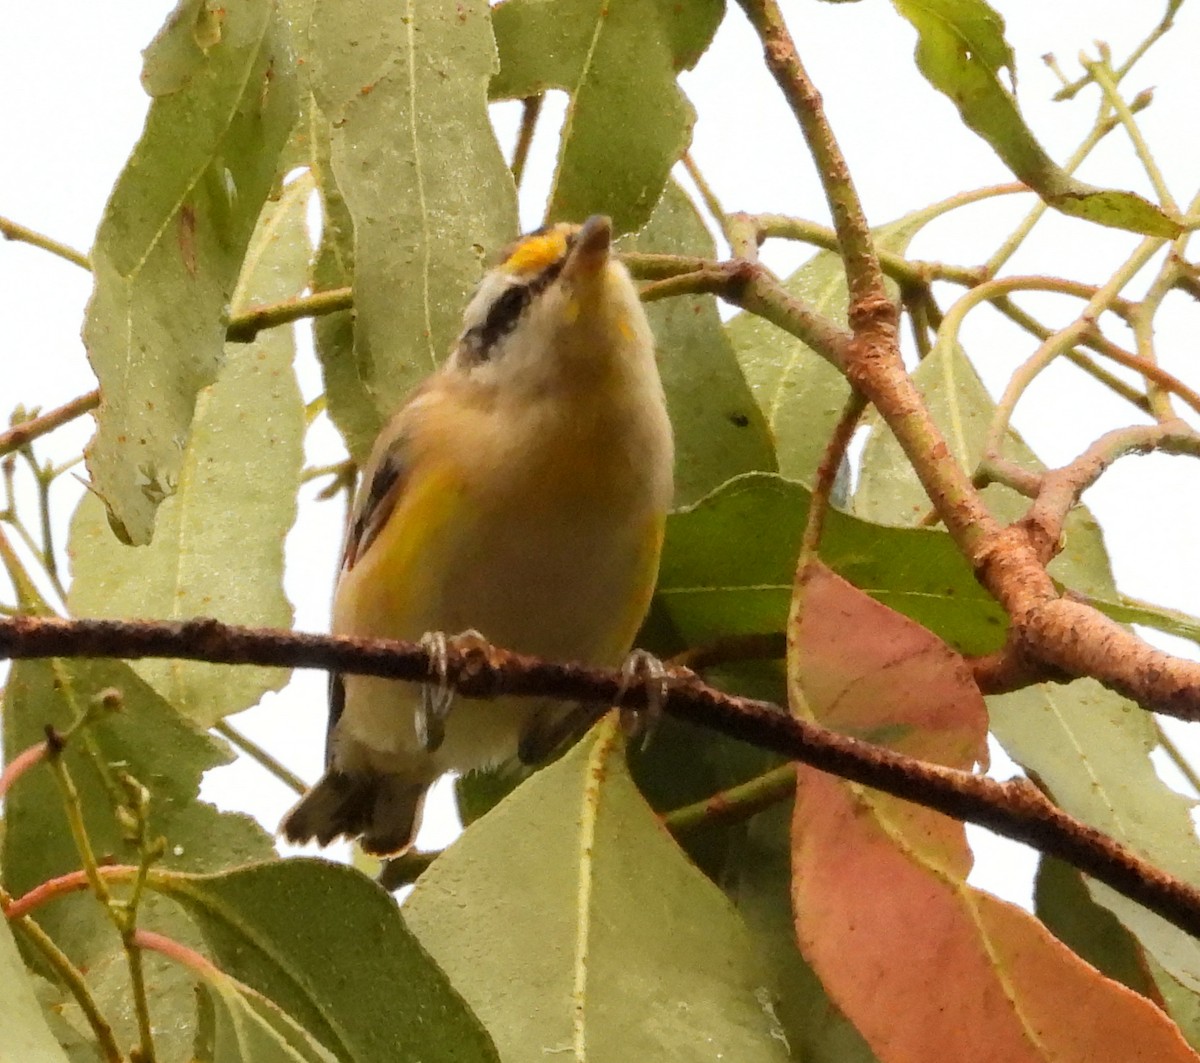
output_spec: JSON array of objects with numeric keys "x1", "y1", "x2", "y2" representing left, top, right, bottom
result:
[
  {"x1": 0, "y1": 391, "x2": 100, "y2": 459},
  {"x1": 665, "y1": 764, "x2": 797, "y2": 834},
  {"x1": 510, "y1": 95, "x2": 543, "y2": 189},
  {"x1": 225, "y1": 287, "x2": 353, "y2": 343},
  {"x1": 1020, "y1": 421, "x2": 1200, "y2": 563}
]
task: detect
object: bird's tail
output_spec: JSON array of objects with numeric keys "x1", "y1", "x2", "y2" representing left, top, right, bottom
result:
[{"x1": 280, "y1": 771, "x2": 427, "y2": 857}]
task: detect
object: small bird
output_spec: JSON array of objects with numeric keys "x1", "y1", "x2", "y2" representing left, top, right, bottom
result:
[{"x1": 281, "y1": 215, "x2": 674, "y2": 855}]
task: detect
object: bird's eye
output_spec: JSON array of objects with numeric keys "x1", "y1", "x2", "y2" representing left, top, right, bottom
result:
[
  {"x1": 460, "y1": 283, "x2": 532, "y2": 364},
  {"x1": 486, "y1": 285, "x2": 530, "y2": 337}
]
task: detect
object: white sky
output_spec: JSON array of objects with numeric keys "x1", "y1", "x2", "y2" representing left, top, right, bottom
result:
[{"x1": 2, "y1": 1, "x2": 1199, "y2": 903}]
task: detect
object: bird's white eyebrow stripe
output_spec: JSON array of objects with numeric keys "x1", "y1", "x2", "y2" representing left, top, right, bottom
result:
[{"x1": 461, "y1": 254, "x2": 567, "y2": 363}]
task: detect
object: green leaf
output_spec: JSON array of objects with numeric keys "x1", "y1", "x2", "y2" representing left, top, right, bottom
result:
[
  {"x1": 157, "y1": 860, "x2": 499, "y2": 1063},
  {"x1": 990, "y1": 678, "x2": 1200, "y2": 996},
  {"x1": 2, "y1": 658, "x2": 274, "y2": 918},
  {"x1": 54, "y1": 942, "x2": 205, "y2": 1063},
  {"x1": 1034, "y1": 856, "x2": 1158, "y2": 999},
  {"x1": 83, "y1": 0, "x2": 300, "y2": 545},
  {"x1": 307, "y1": 109, "x2": 379, "y2": 463},
  {"x1": 0, "y1": 918, "x2": 72, "y2": 1063},
  {"x1": 68, "y1": 176, "x2": 310, "y2": 726},
  {"x1": 196, "y1": 976, "x2": 339, "y2": 1063},
  {"x1": 2, "y1": 658, "x2": 274, "y2": 1058},
  {"x1": 1086, "y1": 596, "x2": 1200, "y2": 654},
  {"x1": 728, "y1": 804, "x2": 880, "y2": 1063},
  {"x1": 889, "y1": 0, "x2": 1179, "y2": 237},
  {"x1": 655, "y1": 472, "x2": 1007, "y2": 658},
  {"x1": 726, "y1": 209, "x2": 934, "y2": 484},
  {"x1": 405, "y1": 716, "x2": 792, "y2": 1063},
  {"x1": 624, "y1": 182, "x2": 776, "y2": 505},
  {"x1": 491, "y1": 0, "x2": 724, "y2": 234},
  {"x1": 306, "y1": 0, "x2": 518, "y2": 428}
]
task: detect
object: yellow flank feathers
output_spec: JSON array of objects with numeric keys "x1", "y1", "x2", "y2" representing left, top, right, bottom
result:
[{"x1": 503, "y1": 229, "x2": 568, "y2": 275}]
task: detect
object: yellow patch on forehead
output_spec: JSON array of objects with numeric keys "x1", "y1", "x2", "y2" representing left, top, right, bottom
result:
[{"x1": 503, "y1": 228, "x2": 569, "y2": 275}]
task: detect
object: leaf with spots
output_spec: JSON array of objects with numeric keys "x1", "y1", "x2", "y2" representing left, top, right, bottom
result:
[
  {"x1": 306, "y1": 0, "x2": 518, "y2": 428},
  {"x1": 83, "y1": 0, "x2": 299, "y2": 544},
  {"x1": 492, "y1": 0, "x2": 724, "y2": 234}
]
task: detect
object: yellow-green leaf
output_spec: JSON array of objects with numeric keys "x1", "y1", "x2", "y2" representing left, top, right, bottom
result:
[
  {"x1": 0, "y1": 918, "x2": 71, "y2": 1063},
  {"x1": 890, "y1": 0, "x2": 1180, "y2": 237},
  {"x1": 158, "y1": 860, "x2": 500, "y2": 1063},
  {"x1": 306, "y1": 0, "x2": 518, "y2": 430},
  {"x1": 492, "y1": 0, "x2": 724, "y2": 234},
  {"x1": 69, "y1": 176, "x2": 310, "y2": 726},
  {"x1": 406, "y1": 716, "x2": 792, "y2": 1063},
  {"x1": 83, "y1": 0, "x2": 299, "y2": 545},
  {"x1": 626, "y1": 182, "x2": 776, "y2": 505}
]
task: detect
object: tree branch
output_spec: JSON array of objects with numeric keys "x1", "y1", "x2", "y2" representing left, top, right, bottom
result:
[
  {"x1": 225, "y1": 287, "x2": 354, "y2": 343},
  {"x1": 4, "y1": 614, "x2": 1200, "y2": 937},
  {"x1": 0, "y1": 391, "x2": 100, "y2": 458}
]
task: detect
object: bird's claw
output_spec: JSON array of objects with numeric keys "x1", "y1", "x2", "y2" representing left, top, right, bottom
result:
[
  {"x1": 415, "y1": 630, "x2": 487, "y2": 752},
  {"x1": 616, "y1": 649, "x2": 671, "y2": 750}
]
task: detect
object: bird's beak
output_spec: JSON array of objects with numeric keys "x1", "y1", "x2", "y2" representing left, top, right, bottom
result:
[{"x1": 563, "y1": 215, "x2": 613, "y2": 281}]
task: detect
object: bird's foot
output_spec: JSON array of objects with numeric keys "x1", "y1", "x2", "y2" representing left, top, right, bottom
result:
[
  {"x1": 416, "y1": 629, "x2": 487, "y2": 752},
  {"x1": 616, "y1": 649, "x2": 671, "y2": 750}
]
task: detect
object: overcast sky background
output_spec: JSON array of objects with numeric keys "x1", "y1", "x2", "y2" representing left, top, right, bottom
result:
[{"x1": 2, "y1": 1, "x2": 1199, "y2": 903}]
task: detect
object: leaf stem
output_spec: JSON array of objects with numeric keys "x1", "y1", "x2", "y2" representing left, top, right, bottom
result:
[
  {"x1": 2, "y1": 889, "x2": 123, "y2": 1063},
  {"x1": 799, "y1": 389, "x2": 867, "y2": 566},
  {"x1": 1154, "y1": 721, "x2": 1200, "y2": 800},
  {"x1": 225, "y1": 287, "x2": 353, "y2": 343},
  {"x1": 1086, "y1": 58, "x2": 1178, "y2": 214},
  {"x1": 509, "y1": 95, "x2": 543, "y2": 189},
  {"x1": 984, "y1": 238, "x2": 1176, "y2": 458},
  {"x1": 1054, "y1": 3, "x2": 1179, "y2": 101},
  {"x1": 0, "y1": 215, "x2": 91, "y2": 270},
  {"x1": 681, "y1": 151, "x2": 733, "y2": 245},
  {"x1": 983, "y1": 92, "x2": 1151, "y2": 276},
  {"x1": 213, "y1": 719, "x2": 308, "y2": 795},
  {"x1": 44, "y1": 735, "x2": 113, "y2": 906},
  {"x1": 664, "y1": 764, "x2": 797, "y2": 834}
]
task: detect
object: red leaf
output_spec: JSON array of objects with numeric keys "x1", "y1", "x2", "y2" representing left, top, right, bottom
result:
[{"x1": 789, "y1": 563, "x2": 1196, "y2": 1063}]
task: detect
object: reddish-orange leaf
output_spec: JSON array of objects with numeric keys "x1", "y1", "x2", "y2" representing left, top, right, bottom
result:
[{"x1": 789, "y1": 563, "x2": 1197, "y2": 1063}]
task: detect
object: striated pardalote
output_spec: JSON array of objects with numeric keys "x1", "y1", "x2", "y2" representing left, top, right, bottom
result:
[{"x1": 281, "y1": 215, "x2": 674, "y2": 855}]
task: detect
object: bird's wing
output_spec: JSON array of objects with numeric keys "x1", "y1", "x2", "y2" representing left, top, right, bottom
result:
[{"x1": 325, "y1": 410, "x2": 416, "y2": 757}]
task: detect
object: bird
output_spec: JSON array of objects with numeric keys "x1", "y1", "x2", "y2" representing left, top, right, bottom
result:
[{"x1": 281, "y1": 215, "x2": 675, "y2": 856}]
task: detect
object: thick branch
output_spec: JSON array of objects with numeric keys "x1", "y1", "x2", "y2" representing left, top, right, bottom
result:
[{"x1": 3, "y1": 614, "x2": 1200, "y2": 936}]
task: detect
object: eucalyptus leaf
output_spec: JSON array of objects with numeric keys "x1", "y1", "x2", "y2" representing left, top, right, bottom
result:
[
  {"x1": 406, "y1": 717, "x2": 790, "y2": 1063},
  {"x1": 492, "y1": 0, "x2": 723, "y2": 234},
  {"x1": 2, "y1": 657, "x2": 274, "y2": 1058},
  {"x1": 890, "y1": 0, "x2": 1179, "y2": 237},
  {"x1": 0, "y1": 917, "x2": 72, "y2": 1063},
  {"x1": 68, "y1": 176, "x2": 310, "y2": 726},
  {"x1": 195, "y1": 976, "x2": 339, "y2": 1063},
  {"x1": 306, "y1": 0, "x2": 518, "y2": 429},
  {"x1": 1, "y1": 658, "x2": 274, "y2": 934},
  {"x1": 991, "y1": 679, "x2": 1200, "y2": 995},
  {"x1": 625, "y1": 182, "x2": 776, "y2": 505},
  {"x1": 83, "y1": 0, "x2": 299, "y2": 544},
  {"x1": 854, "y1": 339, "x2": 1111, "y2": 597},
  {"x1": 727, "y1": 207, "x2": 943, "y2": 484},
  {"x1": 158, "y1": 860, "x2": 499, "y2": 1063},
  {"x1": 655, "y1": 471, "x2": 1007, "y2": 658}
]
